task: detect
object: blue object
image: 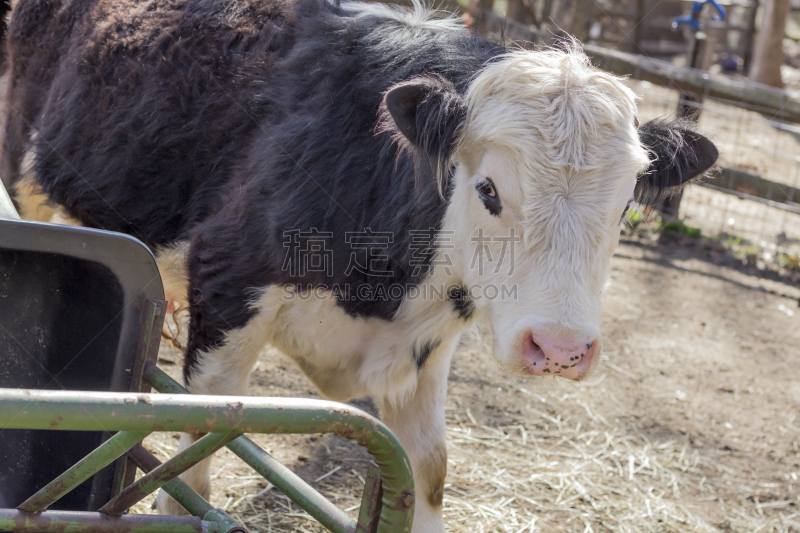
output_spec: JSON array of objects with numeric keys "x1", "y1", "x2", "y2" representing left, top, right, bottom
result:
[
  {"x1": 673, "y1": 0, "x2": 726, "y2": 31},
  {"x1": 722, "y1": 54, "x2": 741, "y2": 72}
]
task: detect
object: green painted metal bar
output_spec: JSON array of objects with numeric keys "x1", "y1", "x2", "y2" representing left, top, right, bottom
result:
[
  {"x1": 123, "y1": 444, "x2": 247, "y2": 533},
  {"x1": 143, "y1": 364, "x2": 357, "y2": 533},
  {"x1": 0, "y1": 509, "x2": 208, "y2": 533},
  {"x1": 141, "y1": 362, "x2": 414, "y2": 533},
  {"x1": 355, "y1": 463, "x2": 383, "y2": 533},
  {"x1": 201, "y1": 509, "x2": 247, "y2": 533},
  {"x1": 142, "y1": 363, "x2": 188, "y2": 394},
  {"x1": 227, "y1": 436, "x2": 355, "y2": 533},
  {"x1": 0, "y1": 389, "x2": 382, "y2": 434},
  {"x1": 101, "y1": 432, "x2": 240, "y2": 515},
  {"x1": 17, "y1": 430, "x2": 150, "y2": 513},
  {"x1": 126, "y1": 445, "x2": 246, "y2": 533},
  {"x1": 126, "y1": 444, "x2": 215, "y2": 518},
  {"x1": 0, "y1": 377, "x2": 414, "y2": 533}
]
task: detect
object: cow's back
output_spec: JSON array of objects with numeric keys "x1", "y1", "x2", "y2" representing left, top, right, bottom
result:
[
  {"x1": 7, "y1": 0, "x2": 499, "y2": 251},
  {"x1": 9, "y1": 0, "x2": 296, "y2": 247}
]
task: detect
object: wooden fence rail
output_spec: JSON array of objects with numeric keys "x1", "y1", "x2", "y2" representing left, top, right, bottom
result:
[{"x1": 584, "y1": 45, "x2": 800, "y2": 125}]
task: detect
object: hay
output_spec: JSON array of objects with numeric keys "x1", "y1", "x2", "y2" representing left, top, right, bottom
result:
[
  {"x1": 127, "y1": 332, "x2": 799, "y2": 532},
  {"x1": 441, "y1": 394, "x2": 716, "y2": 533},
  {"x1": 128, "y1": 392, "x2": 800, "y2": 532}
]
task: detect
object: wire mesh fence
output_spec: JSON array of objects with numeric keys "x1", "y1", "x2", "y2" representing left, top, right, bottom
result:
[
  {"x1": 452, "y1": 0, "x2": 800, "y2": 271},
  {"x1": 625, "y1": 78, "x2": 800, "y2": 269}
]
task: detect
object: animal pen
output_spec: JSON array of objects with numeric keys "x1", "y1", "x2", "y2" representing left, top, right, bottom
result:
[
  {"x1": 470, "y1": 4, "x2": 800, "y2": 271},
  {"x1": 590, "y1": 46, "x2": 800, "y2": 267}
]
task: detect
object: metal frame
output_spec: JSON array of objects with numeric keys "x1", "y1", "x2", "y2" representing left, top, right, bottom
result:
[
  {"x1": 0, "y1": 362, "x2": 415, "y2": 532},
  {"x1": 0, "y1": 302, "x2": 414, "y2": 532}
]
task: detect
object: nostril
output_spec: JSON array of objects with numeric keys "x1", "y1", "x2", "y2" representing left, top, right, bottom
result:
[
  {"x1": 585, "y1": 338, "x2": 600, "y2": 359},
  {"x1": 523, "y1": 332, "x2": 546, "y2": 367}
]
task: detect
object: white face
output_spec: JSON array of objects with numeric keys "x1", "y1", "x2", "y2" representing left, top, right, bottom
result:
[
  {"x1": 382, "y1": 48, "x2": 660, "y2": 380},
  {"x1": 445, "y1": 142, "x2": 645, "y2": 381}
]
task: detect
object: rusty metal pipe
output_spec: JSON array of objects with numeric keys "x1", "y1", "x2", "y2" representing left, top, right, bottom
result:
[
  {"x1": 143, "y1": 364, "x2": 359, "y2": 533},
  {"x1": 226, "y1": 436, "x2": 356, "y2": 533},
  {"x1": 17, "y1": 431, "x2": 150, "y2": 513},
  {"x1": 0, "y1": 363, "x2": 414, "y2": 533},
  {"x1": 101, "y1": 432, "x2": 239, "y2": 515},
  {"x1": 0, "y1": 509, "x2": 207, "y2": 533},
  {"x1": 142, "y1": 362, "x2": 414, "y2": 533},
  {"x1": 126, "y1": 444, "x2": 215, "y2": 518},
  {"x1": 125, "y1": 445, "x2": 246, "y2": 533}
]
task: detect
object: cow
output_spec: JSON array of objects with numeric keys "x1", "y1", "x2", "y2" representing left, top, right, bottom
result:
[{"x1": 1, "y1": 0, "x2": 718, "y2": 530}]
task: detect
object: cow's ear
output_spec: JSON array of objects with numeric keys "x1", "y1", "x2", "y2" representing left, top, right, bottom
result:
[
  {"x1": 383, "y1": 76, "x2": 465, "y2": 156},
  {"x1": 635, "y1": 119, "x2": 719, "y2": 206}
]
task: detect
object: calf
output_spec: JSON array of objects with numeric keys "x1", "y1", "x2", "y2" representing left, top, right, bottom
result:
[{"x1": 2, "y1": 0, "x2": 717, "y2": 529}]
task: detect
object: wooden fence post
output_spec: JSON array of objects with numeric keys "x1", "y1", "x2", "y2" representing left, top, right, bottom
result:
[
  {"x1": 748, "y1": 0, "x2": 789, "y2": 87},
  {"x1": 741, "y1": 0, "x2": 760, "y2": 75}
]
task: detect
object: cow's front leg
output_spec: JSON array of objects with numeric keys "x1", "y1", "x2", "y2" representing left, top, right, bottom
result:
[
  {"x1": 155, "y1": 313, "x2": 271, "y2": 516},
  {"x1": 377, "y1": 348, "x2": 454, "y2": 533}
]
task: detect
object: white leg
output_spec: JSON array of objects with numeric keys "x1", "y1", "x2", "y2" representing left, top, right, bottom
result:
[
  {"x1": 156, "y1": 318, "x2": 270, "y2": 515},
  {"x1": 377, "y1": 346, "x2": 454, "y2": 533},
  {"x1": 154, "y1": 432, "x2": 214, "y2": 515}
]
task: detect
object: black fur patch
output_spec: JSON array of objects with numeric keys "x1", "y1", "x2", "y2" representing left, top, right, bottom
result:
[
  {"x1": 414, "y1": 339, "x2": 442, "y2": 370},
  {"x1": 448, "y1": 285, "x2": 474, "y2": 321},
  {"x1": 636, "y1": 119, "x2": 719, "y2": 206}
]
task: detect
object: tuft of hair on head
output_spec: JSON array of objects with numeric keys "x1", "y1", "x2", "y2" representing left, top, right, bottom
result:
[
  {"x1": 339, "y1": 0, "x2": 464, "y2": 31},
  {"x1": 635, "y1": 118, "x2": 719, "y2": 206},
  {"x1": 457, "y1": 41, "x2": 641, "y2": 174}
]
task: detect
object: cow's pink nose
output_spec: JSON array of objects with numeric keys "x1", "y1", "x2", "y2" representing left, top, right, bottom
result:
[{"x1": 521, "y1": 331, "x2": 599, "y2": 381}]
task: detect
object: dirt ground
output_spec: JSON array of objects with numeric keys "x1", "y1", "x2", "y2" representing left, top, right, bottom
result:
[{"x1": 131, "y1": 233, "x2": 800, "y2": 532}]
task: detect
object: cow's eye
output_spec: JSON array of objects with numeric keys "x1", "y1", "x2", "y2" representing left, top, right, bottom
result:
[
  {"x1": 477, "y1": 179, "x2": 496, "y2": 198},
  {"x1": 476, "y1": 178, "x2": 502, "y2": 216}
]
